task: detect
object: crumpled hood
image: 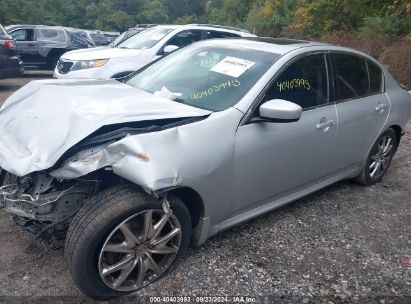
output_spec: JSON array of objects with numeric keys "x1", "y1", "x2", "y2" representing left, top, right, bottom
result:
[
  {"x1": 0, "y1": 79, "x2": 210, "y2": 176},
  {"x1": 62, "y1": 47, "x2": 143, "y2": 61}
]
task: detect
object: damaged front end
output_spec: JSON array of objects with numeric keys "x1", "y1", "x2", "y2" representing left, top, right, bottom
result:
[
  {"x1": 0, "y1": 114, "x2": 209, "y2": 243},
  {"x1": 0, "y1": 169, "x2": 113, "y2": 241}
]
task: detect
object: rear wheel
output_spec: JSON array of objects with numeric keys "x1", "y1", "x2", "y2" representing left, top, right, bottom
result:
[
  {"x1": 354, "y1": 128, "x2": 397, "y2": 185},
  {"x1": 65, "y1": 184, "x2": 191, "y2": 299}
]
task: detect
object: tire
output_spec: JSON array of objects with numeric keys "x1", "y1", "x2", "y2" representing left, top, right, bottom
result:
[
  {"x1": 354, "y1": 128, "x2": 397, "y2": 185},
  {"x1": 64, "y1": 184, "x2": 191, "y2": 300}
]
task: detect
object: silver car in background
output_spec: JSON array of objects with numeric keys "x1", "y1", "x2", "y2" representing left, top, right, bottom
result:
[
  {"x1": 1, "y1": 38, "x2": 410, "y2": 299},
  {"x1": 54, "y1": 24, "x2": 255, "y2": 79}
]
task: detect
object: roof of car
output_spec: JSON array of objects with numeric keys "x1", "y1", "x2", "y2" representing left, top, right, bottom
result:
[
  {"x1": 188, "y1": 24, "x2": 250, "y2": 33},
  {"x1": 149, "y1": 24, "x2": 253, "y2": 36},
  {"x1": 6, "y1": 24, "x2": 70, "y2": 31},
  {"x1": 197, "y1": 37, "x2": 331, "y2": 55}
]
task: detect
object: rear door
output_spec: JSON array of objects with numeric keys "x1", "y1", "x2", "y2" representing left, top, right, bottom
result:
[
  {"x1": 329, "y1": 53, "x2": 389, "y2": 174},
  {"x1": 9, "y1": 28, "x2": 40, "y2": 65}
]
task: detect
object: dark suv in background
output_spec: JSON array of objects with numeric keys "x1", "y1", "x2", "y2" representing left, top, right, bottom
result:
[
  {"x1": 6, "y1": 25, "x2": 94, "y2": 69},
  {"x1": 86, "y1": 30, "x2": 111, "y2": 46},
  {"x1": 0, "y1": 23, "x2": 24, "y2": 79}
]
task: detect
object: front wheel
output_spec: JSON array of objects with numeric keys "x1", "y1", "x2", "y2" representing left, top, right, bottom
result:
[
  {"x1": 64, "y1": 185, "x2": 192, "y2": 299},
  {"x1": 354, "y1": 128, "x2": 397, "y2": 185}
]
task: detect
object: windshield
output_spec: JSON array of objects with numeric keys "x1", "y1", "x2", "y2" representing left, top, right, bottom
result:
[
  {"x1": 127, "y1": 45, "x2": 280, "y2": 111},
  {"x1": 111, "y1": 31, "x2": 127, "y2": 47},
  {"x1": 117, "y1": 26, "x2": 174, "y2": 49}
]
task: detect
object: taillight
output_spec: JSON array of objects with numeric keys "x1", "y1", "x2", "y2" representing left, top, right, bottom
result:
[{"x1": 1, "y1": 40, "x2": 15, "y2": 48}]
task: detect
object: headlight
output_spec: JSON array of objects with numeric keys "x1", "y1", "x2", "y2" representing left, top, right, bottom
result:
[
  {"x1": 71, "y1": 59, "x2": 108, "y2": 71},
  {"x1": 50, "y1": 145, "x2": 106, "y2": 179}
]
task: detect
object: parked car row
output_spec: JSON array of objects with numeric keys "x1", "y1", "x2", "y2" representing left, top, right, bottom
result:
[
  {"x1": 4, "y1": 25, "x2": 96, "y2": 70},
  {"x1": 2, "y1": 22, "x2": 252, "y2": 80},
  {"x1": 55, "y1": 24, "x2": 255, "y2": 79},
  {"x1": 4, "y1": 25, "x2": 120, "y2": 70}
]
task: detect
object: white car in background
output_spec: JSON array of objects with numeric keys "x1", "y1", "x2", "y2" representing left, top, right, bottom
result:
[{"x1": 54, "y1": 24, "x2": 255, "y2": 79}]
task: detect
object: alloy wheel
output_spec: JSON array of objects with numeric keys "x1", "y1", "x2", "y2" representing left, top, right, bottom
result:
[
  {"x1": 98, "y1": 201, "x2": 182, "y2": 292},
  {"x1": 369, "y1": 135, "x2": 394, "y2": 180}
]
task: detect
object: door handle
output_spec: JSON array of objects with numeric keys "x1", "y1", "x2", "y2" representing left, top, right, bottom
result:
[
  {"x1": 375, "y1": 103, "x2": 388, "y2": 112},
  {"x1": 316, "y1": 120, "x2": 335, "y2": 130}
]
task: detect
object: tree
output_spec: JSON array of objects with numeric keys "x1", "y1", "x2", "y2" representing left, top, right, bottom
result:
[
  {"x1": 207, "y1": 0, "x2": 252, "y2": 27},
  {"x1": 140, "y1": 0, "x2": 169, "y2": 24},
  {"x1": 162, "y1": 0, "x2": 207, "y2": 21},
  {"x1": 245, "y1": 0, "x2": 297, "y2": 36}
]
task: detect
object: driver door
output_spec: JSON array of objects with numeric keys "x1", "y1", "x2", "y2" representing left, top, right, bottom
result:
[{"x1": 232, "y1": 53, "x2": 338, "y2": 215}]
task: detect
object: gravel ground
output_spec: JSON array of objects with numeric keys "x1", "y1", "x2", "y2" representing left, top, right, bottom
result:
[{"x1": 0, "y1": 73, "x2": 410, "y2": 303}]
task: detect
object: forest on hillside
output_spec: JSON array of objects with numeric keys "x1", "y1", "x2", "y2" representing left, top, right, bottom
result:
[{"x1": 0, "y1": 0, "x2": 410, "y2": 86}]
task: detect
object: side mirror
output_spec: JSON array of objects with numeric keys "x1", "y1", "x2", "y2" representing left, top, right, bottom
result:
[
  {"x1": 162, "y1": 45, "x2": 179, "y2": 55},
  {"x1": 258, "y1": 99, "x2": 302, "y2": 122}
]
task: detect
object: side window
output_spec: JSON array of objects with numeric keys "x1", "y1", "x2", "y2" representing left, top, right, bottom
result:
[
  {"x1": 206, "y1": 31, "x2": 238, "y2": 39},
  {"x1": 367, "y1": 60, "x2": 383, "y2": 94},
  {"x1": 37, "y1": 29, "x2": 67, "y2": 42},
  {"x1": 166, "y1": 30, "x2": 202, "y2": 48},
  {"x1": 264, "y1": 54, "x2": 329, "y2": 110},
  {"x1": 11, "y1": 29, "x2": 34, "y2": 41},
  {"x1": 330, "y1": 53, "x2": 369, "y2": 100}
]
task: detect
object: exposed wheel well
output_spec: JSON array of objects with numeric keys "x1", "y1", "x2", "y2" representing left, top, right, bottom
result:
[
  {"x1": 168, "y1": 187, "x2": 204, "y2": 228},
  {"x1": 390, "y1": 125, "x2": 402, "y2": 150}
]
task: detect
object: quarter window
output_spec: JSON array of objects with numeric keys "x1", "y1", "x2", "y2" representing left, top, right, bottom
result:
[
  {"x1": 367, "y1": 60, "x2": 383, "y2": 94},
  {"x1": 263, "y1": 54, "x2": 329, "y2": 109},
  {"x1": 330, "y1": 54, "x2": 369, "y2": 100}
]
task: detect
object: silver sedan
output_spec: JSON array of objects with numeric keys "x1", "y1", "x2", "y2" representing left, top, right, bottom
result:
[{"x1": 0, "y1": 38, "x2": 410, "y2": 299}]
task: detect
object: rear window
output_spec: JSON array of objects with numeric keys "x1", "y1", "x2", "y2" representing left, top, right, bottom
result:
[
  {"x1": 367, "y1": 60, "x2": 383, "y2": 94},
  {"x1": 331, "y1": 53, "x2": 369, "y2": 101},
  {"x1": 37, "y1": 28, "x2": 67, "y2": 42}
]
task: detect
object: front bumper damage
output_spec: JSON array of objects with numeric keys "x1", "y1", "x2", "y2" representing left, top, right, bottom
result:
[{"x1": 0, "y1": 172, "x2": 98, "y2": 238}]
